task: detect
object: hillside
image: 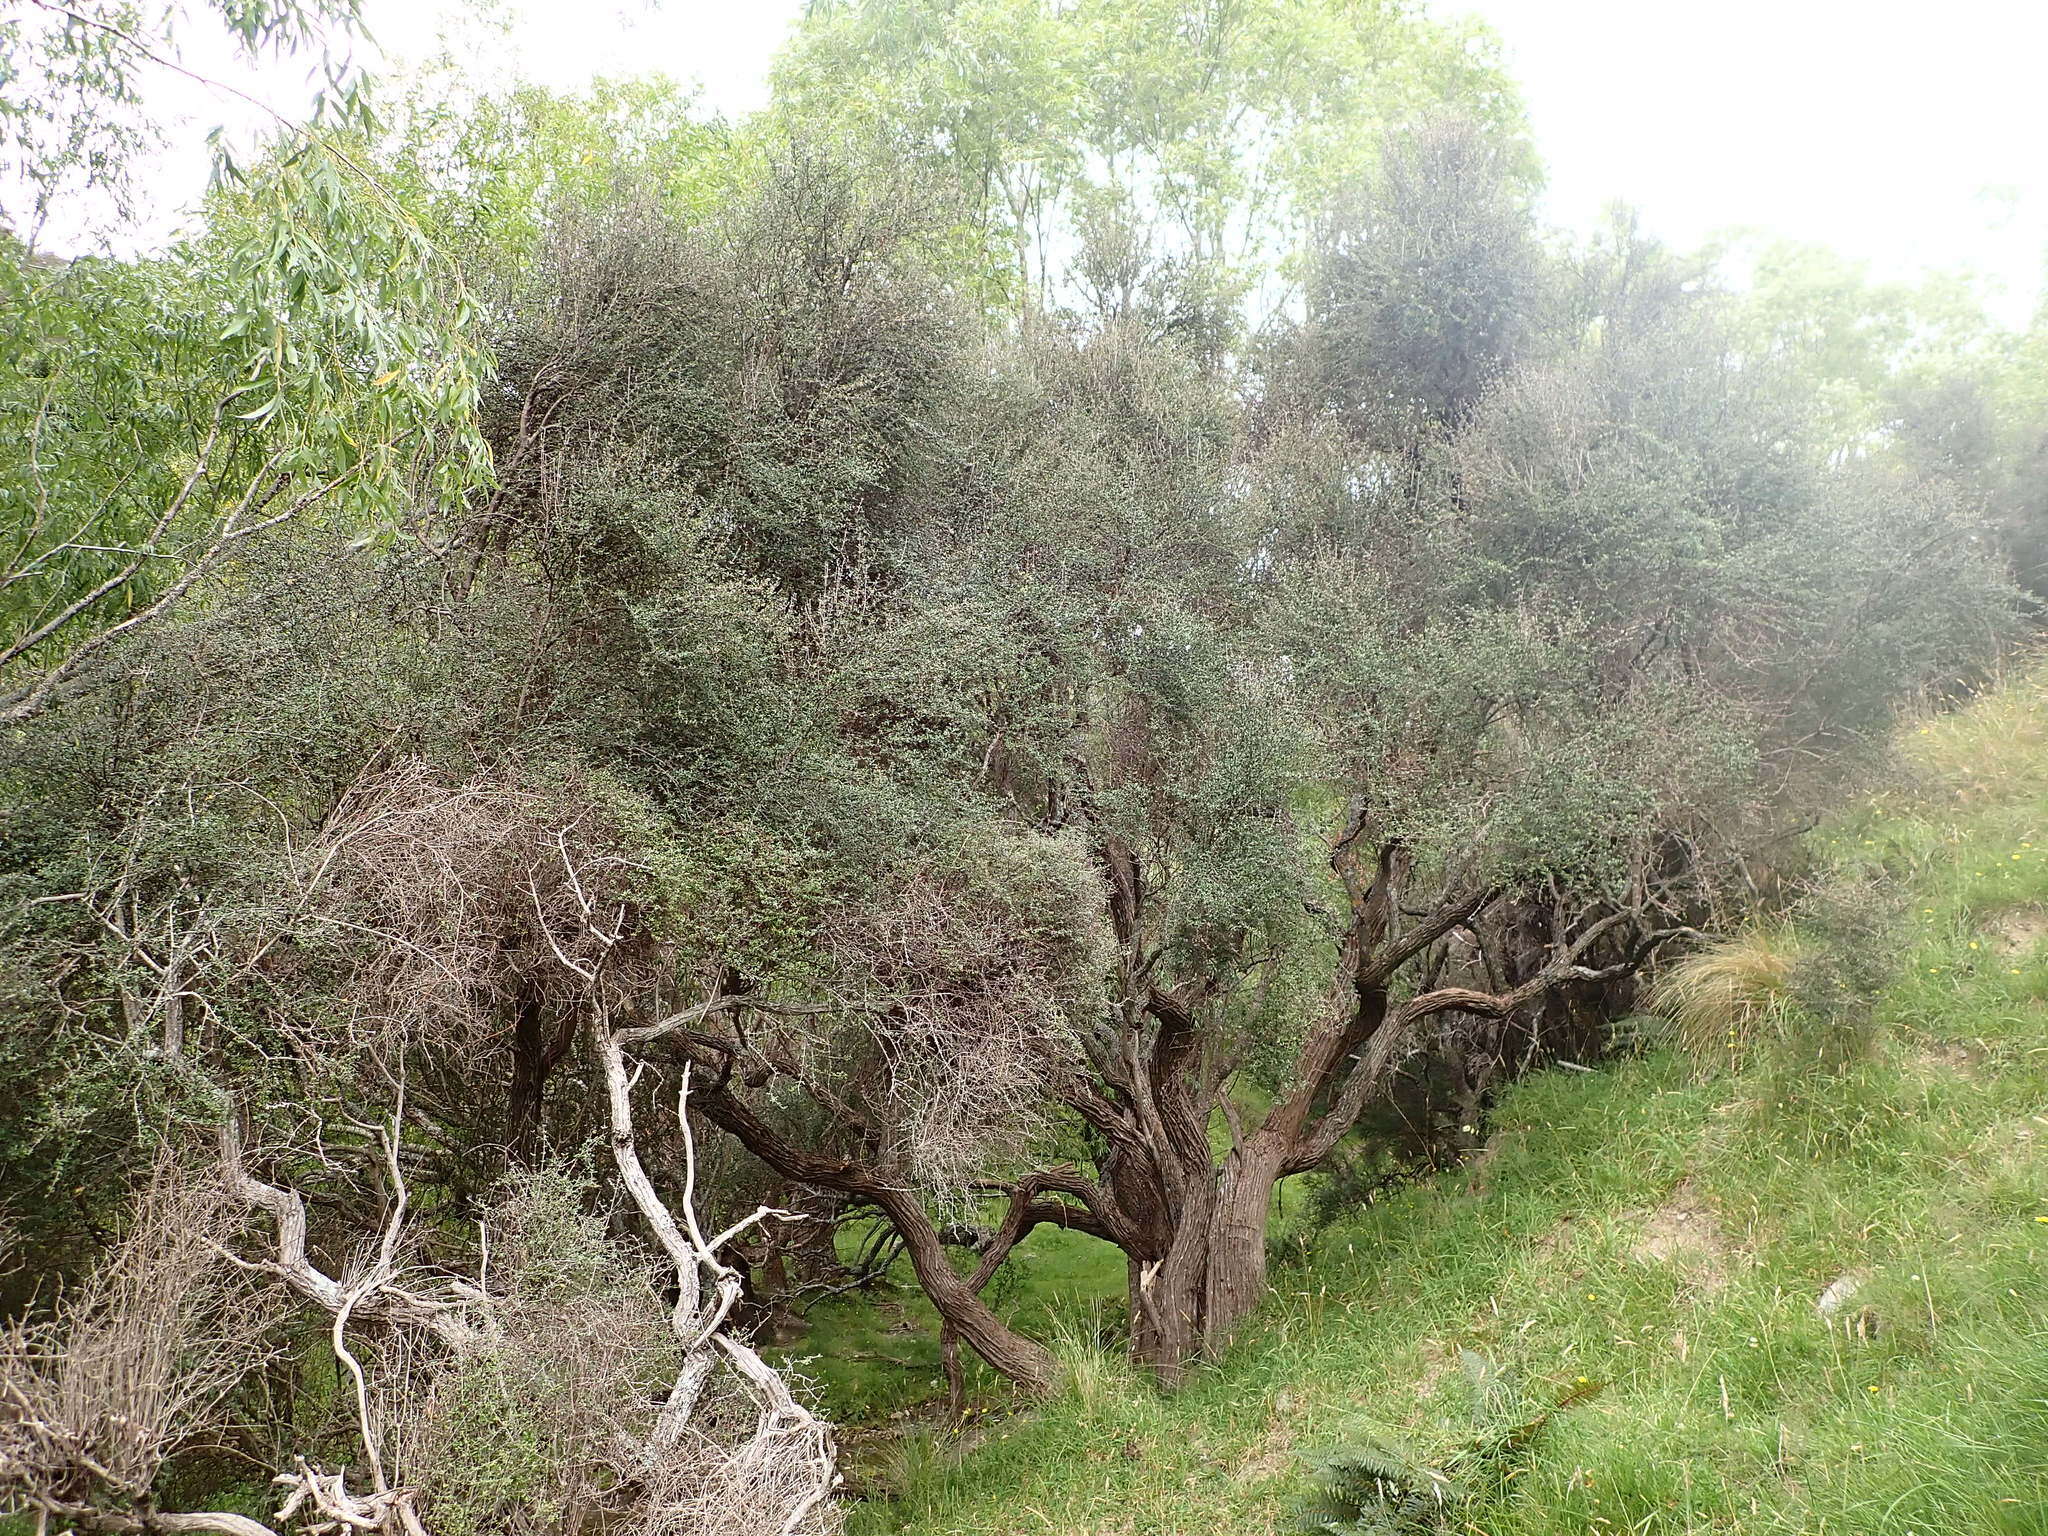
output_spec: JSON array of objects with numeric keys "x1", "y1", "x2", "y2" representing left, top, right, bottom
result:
[{"x1": 843, "y1": 671, "x2": 2048, "y2": 1535}]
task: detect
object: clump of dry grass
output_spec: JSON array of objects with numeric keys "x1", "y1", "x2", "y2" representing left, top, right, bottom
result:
[{"x1": 1651, "y1": 927, "x2": 1801, "y2": 1061}]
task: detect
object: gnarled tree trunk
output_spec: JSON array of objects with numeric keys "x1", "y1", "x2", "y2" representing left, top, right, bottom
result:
[{"x1": 643, "y1": 825, "x2": 1686, "y2": 1394}]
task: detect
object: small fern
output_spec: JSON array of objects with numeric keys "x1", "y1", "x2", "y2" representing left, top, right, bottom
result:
[
  {"x1": 1295, "y1": 1435, "x2": 1448, "y2": 1535},
  {"x1": 1290, "y1": 1354, "x2": 1604, "y2": 1534}
]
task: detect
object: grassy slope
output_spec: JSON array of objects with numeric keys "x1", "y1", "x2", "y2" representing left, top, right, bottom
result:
[{"x1": 845, "y1": 671, "x2": 2048, "y2": 1536}]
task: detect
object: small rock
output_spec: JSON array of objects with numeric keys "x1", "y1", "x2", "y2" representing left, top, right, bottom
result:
[{"x1": 1817, "y1": 1273, "x2": 1863, "y2": 1317}]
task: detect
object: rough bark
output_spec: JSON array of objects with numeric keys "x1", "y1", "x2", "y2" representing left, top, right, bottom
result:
[
  {"x1": 504, "y1": 990, "x2": 576, "y2": 1163},
  {"x1": 632, "y1": 821, "x2": 1686, "y2": 1392},
  {"x1": 1050, "y1": 830, "x2": 1670, "y2": 1381}
]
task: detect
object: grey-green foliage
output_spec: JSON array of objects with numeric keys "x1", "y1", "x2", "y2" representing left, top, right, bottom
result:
[
  {"x1": 1781, "y1": 869, "x2": 1908, "y2": 1065},
  {"x1": 1446, "y1": 228, "x2": 2014, "y2": 794},
  {"x1": 1680, "y1": 229, "x2": 2048, "y2": 601},
  {"x1": 0, "y1": 44, "x2": 2033, "y2": 1474},
  {"x1": 1299, "y1": 113, "x2": 1547, "y2": 440},
  {"x1": 483, "y1": 143, "x2": 967, "y2": 602},
  {"x1": 1885, "y1": 355, "x2": 2048, "y2": 595},
  {"x1": 1270, "y1": 549, "x2": 1747, "y2": 897},
  {"x1": 401, "y1": 1167, "x2": 679, "y2": 1536}
]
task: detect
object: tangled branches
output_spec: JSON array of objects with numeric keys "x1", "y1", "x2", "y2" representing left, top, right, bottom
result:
[
  {"x1": 828, "y1": 831, "x2": 1110, "y2": 1194},
  {"x1": 214, "y1": 1081, "x2": 839, "y2": 1536},
  {"x1": 0, "y1": 1158, "x2": 281, "y2": 1536},
  {"x1": 311, "y1": 762, "x2": 658, "y2": 1053},
  {"x1": 596, "y1": 1026, "x2": 839, "y2": 1536},
  {"x1": 5, "y1": 766, "x2": 841, "y2": 1536}
]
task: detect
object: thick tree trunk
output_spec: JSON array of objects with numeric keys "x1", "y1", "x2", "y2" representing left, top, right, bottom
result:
[
  {"x1": 1119, "y1": 1149, "x2": 1282, "y2": 1382},
  {"x1": 1203, "y1": 1148, "x2": 1282, "y2": 1352},
  {"x1": 639, "y1": 848, "x2": 1659, "y2": 1398},
  {"x1": 1130, "y1": 1238, "x2": 1207, "y2": 1387},
  {"x1": 505, "y1": 991, "x2": 574, "y2": 1163}
]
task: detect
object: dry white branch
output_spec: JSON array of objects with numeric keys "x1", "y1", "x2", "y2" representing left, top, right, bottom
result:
[
  {"x1": 595, "y1": 1024, "x2": 840, "y2": 1536},
  {"x1": 219, "y1": 1119, "x2": 486, "y2": 1536},
  {"x1": 270, "y1": 1457, "x2": 430, "y2": 1536},
  {"x1": 217, "y1": 1124, "x2": 476, "y2": 1354}
]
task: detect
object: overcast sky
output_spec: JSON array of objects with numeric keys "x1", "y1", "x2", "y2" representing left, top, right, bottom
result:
[{"x1": 106, "y1": 0, "x2": 2048, "y2": 325}]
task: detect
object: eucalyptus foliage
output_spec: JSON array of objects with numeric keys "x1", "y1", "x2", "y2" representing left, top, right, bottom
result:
[
  {"x1": 0, "y1": 1, "x2": 489, "y2": 723},
  {"x1": 774, "y1": 0, "x2": 1528, "y2": 324}
]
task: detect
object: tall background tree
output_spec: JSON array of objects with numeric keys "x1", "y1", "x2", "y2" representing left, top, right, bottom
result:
[{"x1": 0, "y1": 0, "x2": 489, "y2": 725}]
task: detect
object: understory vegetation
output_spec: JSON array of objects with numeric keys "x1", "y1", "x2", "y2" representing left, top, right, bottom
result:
[{"x1": 3, "y1": 2, "x2": 2047, "y2": 1534}]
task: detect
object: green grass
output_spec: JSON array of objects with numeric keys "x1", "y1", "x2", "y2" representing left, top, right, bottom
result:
[
  {"x1": 777, "y1": 1217, "x2": 1127, "y2": 1431},
  {"x1": 829, "y1": 666, "x2": 2048, "y2": 1535}
]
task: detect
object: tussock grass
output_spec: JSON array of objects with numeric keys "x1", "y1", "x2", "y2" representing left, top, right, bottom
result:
[
  {"x1": 841, "y1": 668, "x2": 2048, "y2": 1536},
  {"x1": 1651, "y1": 926, "x2": 1801, "y2": 1062}
]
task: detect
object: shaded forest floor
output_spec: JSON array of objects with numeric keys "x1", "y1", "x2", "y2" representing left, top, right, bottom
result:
[{"x1": 789, "y1": 668, "x2": 2048, "y2": 1535}]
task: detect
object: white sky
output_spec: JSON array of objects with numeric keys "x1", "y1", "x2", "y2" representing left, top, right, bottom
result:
[
  {"x1": 66, "y1": 0, "x2": 2048, "y2": 325},
  {"x1": 1471, "y1": 0, "x2": 2048, "y2": 324}
]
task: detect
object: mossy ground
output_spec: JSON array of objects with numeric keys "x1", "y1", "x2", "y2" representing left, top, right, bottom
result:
[{"x1": 818, "y1": 669, "x2": 2048, "y2": 1535}]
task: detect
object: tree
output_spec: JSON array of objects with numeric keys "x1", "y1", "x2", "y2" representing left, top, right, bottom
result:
[
  {"x1": 1, "y1": 0, "x2": 364, "y2": 239},
  {"x1": 773, "y1": 0, "x2": 1528, "y2": 328},
  {"x1": 0, "y1": 750, "x2": 845, "y2": 1535},
  {"x1": 594, "y1": 177, "x2": 2010, "y2": 1387},
  {"x1": 0, "y1": 1, "x2": 489, "y2": 725},
  {"x1": 1295, "y1": 113, "x2": 1546, "y2": 441},
  {"x1": 0, "y1": 45, "x2": 2026, "y2": 1527}
]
